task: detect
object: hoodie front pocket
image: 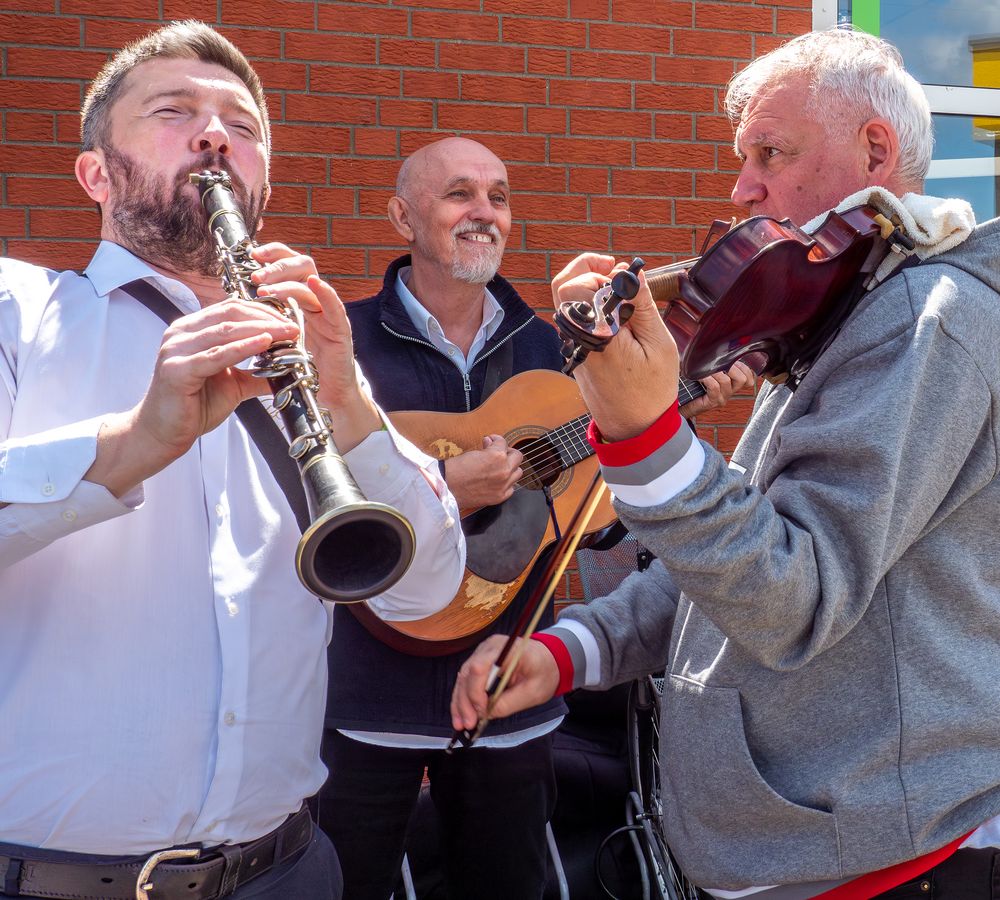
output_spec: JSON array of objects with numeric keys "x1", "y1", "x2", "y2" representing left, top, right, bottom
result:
[{"x1": 659, "y1": 676, "x2": 842, "y2": 889}]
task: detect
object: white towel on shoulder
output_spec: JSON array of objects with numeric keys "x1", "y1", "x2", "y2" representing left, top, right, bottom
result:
[{"x1": 803, "y1": 187, "x2": 976, "y2": 284}]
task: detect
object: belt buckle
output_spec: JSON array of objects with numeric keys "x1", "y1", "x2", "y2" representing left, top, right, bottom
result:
[{"x1": 135, "y1": 847, "x2": 200, "y2": 900}]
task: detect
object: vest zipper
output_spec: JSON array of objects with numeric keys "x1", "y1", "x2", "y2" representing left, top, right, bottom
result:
[
  {"x1": 462, "y1": 316, "x2": 535, "y2": 411},
  {"x1": 379, "y1": 323, "x2": 436, "y2": 352}
]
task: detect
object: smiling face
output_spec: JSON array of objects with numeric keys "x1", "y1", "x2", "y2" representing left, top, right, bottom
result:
[
  {"x1": 79, "y1": 56, "x2": 269, "y2": 275},
  {"x1": 730, "y1": 76, "x2": 873, "y2": 225},
  {"x1": 394, "y1": 138, "x2": 511, "y2": 285}
]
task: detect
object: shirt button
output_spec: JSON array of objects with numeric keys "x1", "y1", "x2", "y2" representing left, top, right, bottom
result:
[
  {"x1": 379, "y1": 464, "x2": 390, "y2": 476},
  {"x1": 61, "y1": 509, "x2": 78, "y2": 522},
  {"x1": 447, "y1": 349, "x2": 455, "y2": 356},
  {"x1": 224, "y1": 711, "x2": 236, "y2": 726},
  {"x1": 41, "y1": 483, "x2": 56, "y2": 496},
  {"x1": 215, "y1": 504, "x2": 225, "y2": 517},
  {"x1": 225, "y1": 598, "x2": 239, "y2": 617}
]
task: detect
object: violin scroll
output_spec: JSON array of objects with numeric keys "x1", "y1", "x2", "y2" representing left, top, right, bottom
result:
[{"x1": 554, "y1": 257, "x2": 645, "y2": 375}]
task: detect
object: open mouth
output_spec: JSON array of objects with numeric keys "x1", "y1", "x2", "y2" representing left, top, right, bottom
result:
[{"x1": 457, "y1": 231, "x2": 494, "y2": 244}]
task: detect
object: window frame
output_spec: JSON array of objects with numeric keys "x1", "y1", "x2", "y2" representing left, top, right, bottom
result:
[{"x1": 811, "y1": 1, "x2": 1000, "y2": 115}]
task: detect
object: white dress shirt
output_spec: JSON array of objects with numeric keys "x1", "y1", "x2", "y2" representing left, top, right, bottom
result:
[{"x1": 0, "y1": 242, "x2": 464, "y2": 854}]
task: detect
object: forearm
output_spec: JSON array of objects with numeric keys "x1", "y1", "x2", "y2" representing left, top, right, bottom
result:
[
  {"x1": 83, "y1": 409, "x2": 186, "y2": 499},
  {"x1": 539, "y1": 559, "x2": 680, "y2": 691},
  {"x1": 323, "y1": 385, "x2": 383, "y2": 455}
]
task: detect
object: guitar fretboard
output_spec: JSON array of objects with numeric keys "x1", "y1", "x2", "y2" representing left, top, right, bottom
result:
[
  {"x1": 549, "y1": 414, "x2": 594, "y2": 468},
  {"x1": 546, "y1": 376, "x2": 705, "y2": 471}
]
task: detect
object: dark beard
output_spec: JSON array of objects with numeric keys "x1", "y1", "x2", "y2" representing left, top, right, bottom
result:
[{"x1": 104, "y1": 147, "x2": 267, "y2": 277}]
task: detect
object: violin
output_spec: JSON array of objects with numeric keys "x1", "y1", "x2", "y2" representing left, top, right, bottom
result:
[{"x1": 556, "y1": 205, "x2": 912, "y2": 387}]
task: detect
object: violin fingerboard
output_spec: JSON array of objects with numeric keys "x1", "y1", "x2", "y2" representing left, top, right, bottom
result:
[{"x1": 678, "y1": 376, "x2": 706, "y2": 408}]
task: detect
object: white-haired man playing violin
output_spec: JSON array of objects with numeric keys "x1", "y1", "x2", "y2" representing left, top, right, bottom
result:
[{"x1": 454, "y1": 28, "x2": 1000, "y2": 900}]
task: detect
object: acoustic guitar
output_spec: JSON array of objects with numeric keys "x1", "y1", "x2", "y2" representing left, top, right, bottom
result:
[{"x1": 349, "y1": 369, "x2": 706, "y2": 657}]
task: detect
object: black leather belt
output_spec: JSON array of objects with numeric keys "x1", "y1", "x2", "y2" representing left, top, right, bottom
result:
[{"x1": 0, "y1": 805, "x2": 312, "y2": 900}]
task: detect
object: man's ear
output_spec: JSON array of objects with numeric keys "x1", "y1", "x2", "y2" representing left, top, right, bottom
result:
[
  {"x1": 860, "y1": 118, "x2": 901, "y2": 186},
  {"x1": 387, "y1": 196, "x2": 414, "y2": 242},
  {"x1": 75, "y1": 148, "x2": 110, "y2": 206}
]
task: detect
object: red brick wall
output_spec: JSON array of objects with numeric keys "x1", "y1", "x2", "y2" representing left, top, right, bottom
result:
[
  {"x1": 1, "y1": 3, "x2": 810, "y2": 284},
  {"x1": 1, "y1": 0, "x2": 809, "y2": 440},
  {"x1": 1, "y1": 0, "x2": 809, "y2": 453}
]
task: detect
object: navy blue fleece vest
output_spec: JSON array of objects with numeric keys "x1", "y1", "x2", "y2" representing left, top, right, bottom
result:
[{"x1": 325, "y1": 255, "x2": 568, "y2": 736}]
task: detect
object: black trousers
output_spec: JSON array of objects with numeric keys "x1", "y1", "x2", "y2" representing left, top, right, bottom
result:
[
  {"x1": 318, "y1": 729, "x2": 557, "y2": 900},
  {"x1": 874, "y1": 847, "x2": 1000, "y2": 899}
]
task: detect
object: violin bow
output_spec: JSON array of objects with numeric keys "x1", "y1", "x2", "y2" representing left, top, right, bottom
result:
[{"x1": 447, "y1": 468, "x2": 608, "y2": 752}]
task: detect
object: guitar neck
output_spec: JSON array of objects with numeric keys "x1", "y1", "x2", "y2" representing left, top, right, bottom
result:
[{"x1": 553, "y1": 376, "x2": 706, "y2": 471}]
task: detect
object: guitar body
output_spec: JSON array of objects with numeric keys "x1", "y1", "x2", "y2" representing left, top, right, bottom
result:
[{"x1": 350, "y1": 369, "x2": 616, "y2": 657}]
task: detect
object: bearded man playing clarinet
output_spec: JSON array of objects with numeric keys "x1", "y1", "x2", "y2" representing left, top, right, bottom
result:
[
  {"x1": 0, "y1": 21, "x2": 463, "y2": 900},
  {"x1": 454, "y1": 28, "x2": 1000, "y2": 899}
]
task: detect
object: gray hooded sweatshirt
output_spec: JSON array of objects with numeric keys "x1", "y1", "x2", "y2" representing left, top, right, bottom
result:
[{"x1": 556, "y1": 215, "x2": 1000, "y2": 890}]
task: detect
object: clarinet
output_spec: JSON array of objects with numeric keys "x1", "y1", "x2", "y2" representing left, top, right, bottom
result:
[{"x1": 190, "y1": 170, "x2": 415, "y2": 603}]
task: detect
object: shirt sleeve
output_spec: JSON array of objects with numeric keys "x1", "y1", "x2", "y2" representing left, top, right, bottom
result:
[
  {"x1": 0, "y1": 417, "x2": 140, "y2": 568},
  {"x1": 1, "y1": 264, "x2": 140, "y2": 569},
  {"x1": 588, "y1": 398, "x2": 706, "y2": 507},
  {"x1": 341, "y1": 399, "x2": 465, "y2": 623},
  {"x1": 533, "y1": 558, "x2": 681, "y2": 691}
]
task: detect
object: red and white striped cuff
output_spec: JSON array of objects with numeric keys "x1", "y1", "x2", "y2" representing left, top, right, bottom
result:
[{"x1": 588, "y1": 400, "x2": 705, "y2": 507}]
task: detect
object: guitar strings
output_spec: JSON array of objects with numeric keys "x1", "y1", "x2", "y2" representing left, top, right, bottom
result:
[
  {"x1": 502, "y1": 379, "x2": 703, "y2": 472},
  {"x1": 453, "y1": 380, "x2": 705, "y2": 501},
  {"x1": 499, "y1": 381, "x2": 704, "y2": 494}
]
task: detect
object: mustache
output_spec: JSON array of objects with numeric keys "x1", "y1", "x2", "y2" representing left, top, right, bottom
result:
[{"x1": 103, "y1": 142, "x2": 265, "y2": 277}]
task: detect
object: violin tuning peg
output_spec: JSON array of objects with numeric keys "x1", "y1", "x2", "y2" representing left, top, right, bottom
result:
[
  {"x1": 611, "y1": 271, "x2": 638, "y2": 301},
  {"x1": 609, "y1": 257, "x2": 645, "y2": 302}
]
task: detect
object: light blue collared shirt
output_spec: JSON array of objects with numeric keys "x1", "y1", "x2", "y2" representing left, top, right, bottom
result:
[{"x1": 395, "y1": 266, "x2": 504, "y2": 372}]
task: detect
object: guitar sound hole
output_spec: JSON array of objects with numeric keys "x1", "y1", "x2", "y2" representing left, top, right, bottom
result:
[{"x1": 515, "y1": 437, "x2": 560, "y2": 491}]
